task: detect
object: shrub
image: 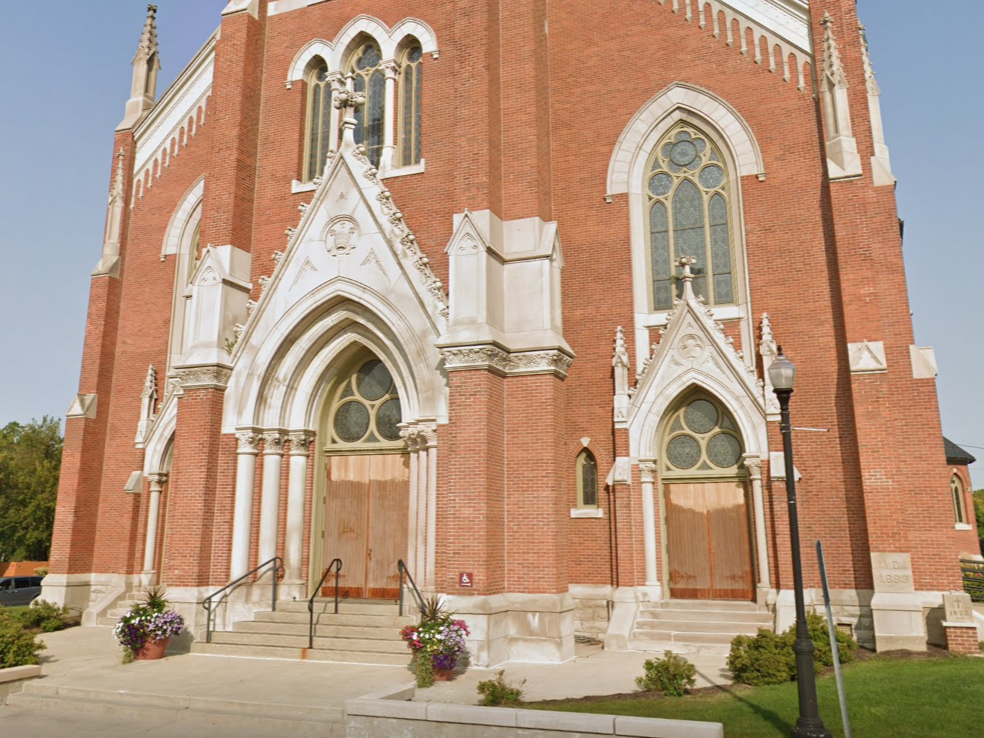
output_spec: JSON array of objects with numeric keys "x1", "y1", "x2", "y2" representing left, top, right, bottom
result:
[
  {"x1": 477, "y1": 670, "x2": 525, "y2": 706},
  {"x1": 728, "y1": 612, "x2": 859, "y2": 686},
  {"x1": 33, "y1": 567, "x2": 48, "y2": 578},
  {"x1": 18, "y1": 600, "x2": 69, "y2": 633},
  {"x1": 635, "y1": 651, "x2": 697, "y2": 696},
  {"x1": 0, "y1": 607, "x2": 45, "y2": 668}
]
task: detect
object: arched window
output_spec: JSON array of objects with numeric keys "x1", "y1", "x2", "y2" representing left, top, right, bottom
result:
[
  {"x1": 951, "y1": 474, "x2": 967, "y2": 524},
  {"x1": 647, "y1": 125, "x2": 735, "y2": 311},
  {"x1": 576, "y1": 450, "x2": 598, "y2": 508},
  {"x1": 400, "y1": 44, "x2": 423, "y2": 166},
  {"x1": 305, "y1": 61, "x2": 333, "y2": 181},
  {"x1": 662, "y1": 396, "x2": 743, "y2": 476},
  {"x1": 328, "y1": 359, "x2": 403, "y2": 448},
  {"x1": 348, "y1": 42, "x2": 385, "y2": 168}
]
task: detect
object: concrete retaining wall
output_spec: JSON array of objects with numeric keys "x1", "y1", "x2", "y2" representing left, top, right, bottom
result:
[{"x1": 0, "y1": 664, "x2": 41, "y2": 705}]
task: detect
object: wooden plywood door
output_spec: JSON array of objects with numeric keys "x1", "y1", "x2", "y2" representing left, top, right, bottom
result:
[
  {"x1": 665, "y1": 481, "x2": 754, "y2": 601},
  {"x1": 324, "y1": 454, "x2": 408, "y2": 599}
]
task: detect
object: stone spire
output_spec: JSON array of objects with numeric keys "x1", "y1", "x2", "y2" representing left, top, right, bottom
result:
[
  {"x1": 820, "y1": 12, "x2": 848, "y2": 89},
  {"x1": 118, "y1": 5, "x2": 161, "y2": 130}
]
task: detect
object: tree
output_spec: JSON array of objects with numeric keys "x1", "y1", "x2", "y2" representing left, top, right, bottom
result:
[
  {"x1": 974, "y1": 489, "x2": 984, "y2": 554},
  {"x1": 0, "y1": 417, "x2": 62, "y2": 561}
]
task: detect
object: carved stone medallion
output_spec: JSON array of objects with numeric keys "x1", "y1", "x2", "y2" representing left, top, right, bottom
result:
[
  {"x1": 678, "y1": 334, "x2": 706, "y2": 361},
  {"x1": 324, "y1": 216, "x2": 359, "y2": 258}
]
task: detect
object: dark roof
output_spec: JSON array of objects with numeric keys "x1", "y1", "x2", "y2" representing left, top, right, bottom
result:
[{"x1": 944, "y1": 437, "x2": 976, "y2": 466}]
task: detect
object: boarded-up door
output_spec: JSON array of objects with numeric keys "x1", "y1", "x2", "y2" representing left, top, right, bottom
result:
[
  {"x1": 324, "y1": 454, "x2": 409, "y2": 599},
  {"x1": 664, "y1": 481, "x2": 754, "y2": 600}
]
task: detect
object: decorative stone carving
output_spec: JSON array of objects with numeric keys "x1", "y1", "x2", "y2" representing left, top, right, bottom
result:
[
  {"x1": 262, "y1": 431, "x2": 286, "y2": 455},
  {"x1": 439, "y1": 346, "x2": 573, "y2": 377},
  {"x1": 287, "y1": 431, "x2": 315, "y2": 455},
  {"x1": 859, "y1": 23, "x2": 895, "y2": 186},
  {"x1": 819, "y1": 13, "x2": 862, "y2": 180},
  {"x1": 639, "y1": 462, "x2": 657, "y2": 484},
  {"x1": 333, "y1": 88, "x2": 366, "y2": 116},
  {"x1": 401, "y1": 423, "x2": 438, "y2": 452},
  {"x1": 848, "y1": 340, "x2": 888, "y2": 374},
  {"x1": 613, "y1": 326, "x2": 630, "y2": 426},
  {"x1": 759, "y1": 313, "x2": 781, "y2": 418},
  {"x1": 236, "y1": 430, "x2": 260, "y2": 454},
  {"x1": 744, "y1": 456, "x2": 763, "y2": 479},
  {"x1": 135, "y1": 364, "x2": 158, "y2": 448},
  {"x1": 323, "y1": 216, "x2": 360, "y2": 258},
  {"x1": 66, "y1": 393, "x2": 98, "y2": 420},
  {"x1": 175, "y1": 365, "x2": 232, "y2": 390}
]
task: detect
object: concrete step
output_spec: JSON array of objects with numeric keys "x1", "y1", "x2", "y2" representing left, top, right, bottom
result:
[
  {"x1": 210, "y1": 631, "x2": 406, "y2": 654},
  {"x1": 8, "y1": 683, "x2": 340, "y2": 735},
  {"x1": 637, "y1": 608, "x2": 772, "y2": 624},
  {"x1": 635, "y1": 619, "x2": 766, "y2": 635},
  {"x1": 629, "y1": 639, "x2": 731, "y2": 657},
  {"x1": 191, "y1": 641, "x2": 409, "y2": 666},
  {"x1": 276, "y1": 599, "x2": 402, "y2": 616},
  {"x1": 632, "y1": 629, "x2": 739, "y2": 646},
  {"x1": 252, "y1": 610, "x2": 414, "y2": 628},
  {"x1": 233, "y1": 620, "x2": 406, "y2": 640},
  {"x1": 658, "y1": 599, "x2": 761, "y2": 612}
]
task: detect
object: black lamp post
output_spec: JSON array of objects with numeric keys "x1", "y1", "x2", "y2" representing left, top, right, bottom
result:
[{"x1": 769, "y1": 348, "x2": 832, "y2": 738}]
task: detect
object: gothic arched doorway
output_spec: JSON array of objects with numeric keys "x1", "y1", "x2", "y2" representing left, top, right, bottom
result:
[
  {"x1": 321, "y1": 355, "x2": 409, "y2": 599},
  {"x1": 660, "y1": 393, "x2": 754, "y2": 601}
]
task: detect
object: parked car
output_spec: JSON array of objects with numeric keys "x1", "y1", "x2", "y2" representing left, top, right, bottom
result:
[{"x1": 0, "y1": 576, "x2": 43, "y2": 607}]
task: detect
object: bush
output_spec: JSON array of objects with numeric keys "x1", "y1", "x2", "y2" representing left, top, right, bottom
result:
[
  {"x1": 728, "y1": 612, "x2": 858, "y2": 686},
  {"x1": 0, "y1": 607, "x2": 45, "y2": 668},
  {"x1": 477, "y1": 670, "x2": 525, "y2": 706},
  {"x1": 18, "y1": 600, "x2": 69, "y2": 633},
  {"x1": 635, "y1": 651, "x2": 697, "y2": 696}
]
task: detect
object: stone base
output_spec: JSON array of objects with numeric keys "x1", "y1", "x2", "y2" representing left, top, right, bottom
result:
[
  {"x1": 871, "y1": 592, "x2": 928, "y2": 652},
  {"x1": 40, "y1": 572, "x2": 143, "y2": 626},
  {"x1": 775, "y1": 589, "x2": 875, "y2": 650},
  {"x1": 568, "y1": 584, "x2": 613, "y2": 638},
  {"x1": 943, "y1": 624, "x2": 980, "y2": 654},
  {"x1": 444, "y1": 593, "x2": 575, "y2": 667},
  {"x1": 603, "y1": 586, "x2": 660, "y2": 651}
]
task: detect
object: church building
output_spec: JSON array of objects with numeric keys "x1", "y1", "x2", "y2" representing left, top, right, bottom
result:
[{"x1": 44, "y1": 0, "x2": 981, "y2": 664}]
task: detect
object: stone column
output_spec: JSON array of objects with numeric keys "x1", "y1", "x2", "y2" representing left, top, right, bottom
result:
[
  {"x1": 402, "y1": 428, "x2": 420, "y2": 577},
  {"x1": 424, "y1": 426, "x2": 438, "y2": 591},
  {"x1": 285, "y1": 432, "x2": 314, "y2": 586},
  {"x1": 744, "y1": 455, "x2": 771, "y2": 594},
  {"x1": 258, "y1": 431, "x2": 285, "y2": 566},
  {"x1": 327, "y1": 72, "x2": 345, "y2": 155},
  {"x1": 380, "y1": 61, "x2": 399, "y2": 173},
  {"x1": 231, "y1": 430, "x2": 259, "y2": 579},
  {"x1": 143, "y1": 473, "x2": 168, "y2": 575},
  {"x1": 639, "y1": 461, "x2": 659, "y2": 586}
]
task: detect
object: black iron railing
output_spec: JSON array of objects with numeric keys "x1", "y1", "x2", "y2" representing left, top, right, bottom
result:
[
  {"x1": 961, "y1": 558, "x2": 984, "y2": 603},
  {"x1": 397, "y1": 559, "x2": 425, "y2": 617},
  {"x1": 309, "y1": 558, "x2": 342, "y2": 649},
  {"x1": 202, "y1": 556, "x2": 284, "y2": 644}
]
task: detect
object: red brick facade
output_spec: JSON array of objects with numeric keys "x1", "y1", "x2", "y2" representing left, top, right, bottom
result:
[{"x1": 45, "y1": 0, "x2": 977, "y2": 656}]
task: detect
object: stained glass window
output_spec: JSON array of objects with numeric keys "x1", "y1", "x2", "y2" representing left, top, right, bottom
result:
[
  {"x1": 328, "y1": 358, "x2": 403, "y2": 447},
  {"x1": 577, "y1": 450, "x2": 598, "y2": 508},
  {"x1": 951, "y1": 474, "x2": 967, "y2": 524},
  {"x1": 349, "y1": 43, "x2": 385, "y2": 168},
  {"x1": 662, "y1": 396, "x2": 744, "y2": 474},
  {"x1": 305, "y1": 62, "x2": 333, "y2": 181},
  {"x1": 646, "y1": 125, "x2": 735, "y2": 310},
  {"x1": 400, "y1": 45, "x2": 423, "y2": 166}
]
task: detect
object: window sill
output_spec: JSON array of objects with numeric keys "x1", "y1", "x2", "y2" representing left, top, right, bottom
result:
[
  {"x1": 955, "y1": 523, "x2": 973, "y2": 531},
  {"x1": 644, "y1": 304, "x2": 743, "y2": 328},
  {"x1": 291, "y1": 180, "x2": 317, "y2": 194},
  {"x1": 381, "y1": 160, "x2": 426, "y2": 179},
  {"x1": 570, "y1": 508, "x2": 603, "y2": 519}
]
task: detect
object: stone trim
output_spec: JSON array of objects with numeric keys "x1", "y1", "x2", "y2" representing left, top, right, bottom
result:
[
  {"x1": 175, "y1": 365, "x2": 232, "y2": 391},
  {"x1": 440, "y1": 346, "x2": 574, "y2": 378}
]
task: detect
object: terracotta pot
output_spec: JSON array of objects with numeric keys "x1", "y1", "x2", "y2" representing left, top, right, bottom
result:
[
  {"x1": 433, "y1": 667, "x2": 455, "y2": 682},
  {"x1": 135, "y1": 636, "x2": 170, "y2": 661}
]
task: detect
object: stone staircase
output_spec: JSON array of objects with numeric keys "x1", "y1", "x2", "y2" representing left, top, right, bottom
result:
[
  {"x1": 192, "y1": 599, "x2": 415, "y2": 665},
  {"x1": 96, "y1": 588, "x2": 147, "y2": 627},
  {"x1": 630, "y1": 599, "x2": 773, "y2": 655}
]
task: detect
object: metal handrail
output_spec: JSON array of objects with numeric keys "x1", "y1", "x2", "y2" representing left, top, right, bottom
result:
[
  {"x1": 309, "y1": 558, "x2": 342, "y2": 649},
  {"x1": 397, "y1": 559, "x2": 425, "y2": 617},
  {"x1": 202, "y1": 556, "x2": 284, "y2": 644}
]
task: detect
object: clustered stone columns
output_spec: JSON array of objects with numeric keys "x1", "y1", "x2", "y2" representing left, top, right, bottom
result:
[
  {"x1": 326, "y1": 72, "x2": 345, "y2": 158},
  {"x1": 142, "y1": 472, "x2": 168, "y2": 575},
  {"x1": 639, "y1": 461, "x2": 659, "y2": 586},
  {"x1": 231, "y1": 431, "x2": 260, "y2": 579},
  {"x1": 401, "y1": 423, "x2": 438, "y2": 590},
  {"x1": 258, "y1": 431, "x2": 286, "y2": 565},
  {"x1": 285, "y1": 432, "x2": 314, "y2": 585},
  {"x1": 380, "y1": 61, "x2": 399, "y2": 173},
  {"x1": 743, "y1": 454, "x2": 772, "y2": 594}
]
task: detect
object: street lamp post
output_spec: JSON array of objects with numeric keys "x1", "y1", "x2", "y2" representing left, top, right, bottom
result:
[{"x1": 769, "y1": 348, "x2": 832, "y2": 738}]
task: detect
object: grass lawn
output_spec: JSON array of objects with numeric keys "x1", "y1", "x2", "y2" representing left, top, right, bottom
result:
[{"x1": 525, "y1": 654, "x2": 984, "y2": 738}]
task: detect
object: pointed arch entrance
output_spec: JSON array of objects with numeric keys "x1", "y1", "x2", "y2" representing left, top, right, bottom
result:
[
  {"x1": 660, "y1": 392, "x2": 755, "y2": 601},
  {"x1": 320, "y1": 353, "x2": 409, "y2": 599}
]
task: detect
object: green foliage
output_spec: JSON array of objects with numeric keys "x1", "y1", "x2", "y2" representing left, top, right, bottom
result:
[
  {"x1": 0, "y1": 606, "x2": 45, "y2": 668},
  {"x1": 477, "y1": 670, "x2": 525, "y2": 706},
  {"x1": 418, "y1": 594, "x2": 448, "y2": 622},
  {"x1": 413, "y1": 652, "x2": 435, "y2": 688},
  {"x1": 728, "y1": 612, "x2": 858, "y2": 686},
  {"x1": 18, "y1": 600, "x2": 69, "y2": 633},
  {"x1": 141, "y1": 586, "x2": 170, "y2": 613},
  {"x1": 635, "y1": 651, "x2": 697, "y2": 696},
  {"x1": 0, "y1": 417, "x2": 62, "y2": 561},
  {"x1": 973, "y1": 490, "x2": 984, "y2": 545}
]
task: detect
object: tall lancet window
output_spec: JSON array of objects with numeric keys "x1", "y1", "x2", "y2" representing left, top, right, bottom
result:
[
  {"x1": 647, "y1": 125, "x2": 735, "y2": 311},
  {"x1": 400, "y1": 45, "x2": 423, "y2": 166},
  {"x1": 305, "y1": 61, "x2": 333, "y2": 181},
  {"x1": 349, "y1": 42, "x2": 385, "y2": 168}
]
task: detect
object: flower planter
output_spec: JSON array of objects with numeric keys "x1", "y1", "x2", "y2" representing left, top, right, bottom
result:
[
  {"x1": 433, "y1": 667, "x2": 455, "y2": 682},
  {"x1": 135, "y1": 636, "x2": 170, "y2": 661}
]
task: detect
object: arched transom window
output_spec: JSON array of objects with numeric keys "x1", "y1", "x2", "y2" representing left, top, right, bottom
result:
[
  {"x1": 662, "y1": 397, "x2": 743, "y2": 475},
  {"x1": 400, "y1": 45, "x2": 423, "y2": 166},
  {"x1": 951, "y1": 474, "x2": 967, "y2": 524},
  {"x1": 305, "y1": 61, "x2": 333, "y2": 181},
  {"x1": 328, "y1": 359, "x2": 403, "y2": 448},
  {"x1": 647, "y1": 125, "x2": 735, "y2": 311},
  {"x1": 348, "y1": 42, "x2": 385, "y2": 168}
]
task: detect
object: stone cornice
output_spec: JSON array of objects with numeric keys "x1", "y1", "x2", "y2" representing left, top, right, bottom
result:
[
  {"x1": 439, "y1": 345, "x2": 574, "y2": 378},
  {"x1": 175, "y1": 365, "x2": 232, "y2": 391}
]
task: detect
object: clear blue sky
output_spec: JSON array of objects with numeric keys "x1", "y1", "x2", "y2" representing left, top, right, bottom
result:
[{"x1": 0, "y1": 2, "x2": 980, "y2": 485}]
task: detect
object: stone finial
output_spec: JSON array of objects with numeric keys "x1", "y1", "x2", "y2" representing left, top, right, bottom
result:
[
  {"x1": 760, "y1": 313, "x2": 777, "y2": 358},
  {"x1": 820, "y1": 12, "x2": 848, "y2": 89},
  {"x1": 334, "y1": 83, "x2": 366, "y2": 150},
  {"x1": 119, "y1": 4, "x2": 160, "y2": 129},
  {"x1": 676, "y1": 255, "x2": 698, "y2": 301},
  {"x1": 134, "y1": 5, "x2": 160, "y2": 66},
  {"x1": 858, "y1": 24, "x2": 880, "y2": 96},
  {"x1": 613, "y1": 326, "x2": 629, "y2": 369},
  {"x1": 113, "y1": 149, "x2": 126, "y2": 198}
]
